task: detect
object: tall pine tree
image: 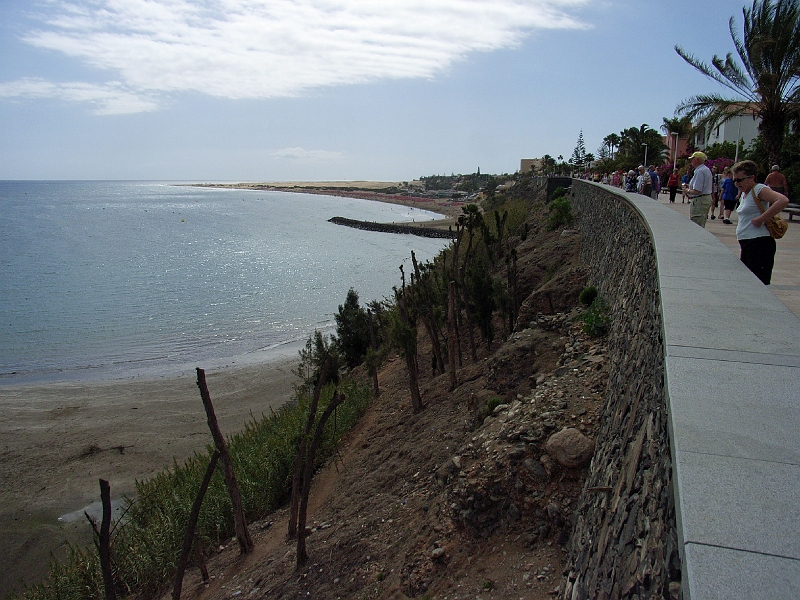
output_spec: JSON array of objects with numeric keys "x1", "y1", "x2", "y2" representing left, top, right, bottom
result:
[{"x1": 570, "y1": 130, "x2": 588, "y2": 169}]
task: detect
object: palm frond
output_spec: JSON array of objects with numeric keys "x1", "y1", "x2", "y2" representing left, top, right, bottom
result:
[{"x1": 676, "y1": 94, "x2": 752, "y2": 132}]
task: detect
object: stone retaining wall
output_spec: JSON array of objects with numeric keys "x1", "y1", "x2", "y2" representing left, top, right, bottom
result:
[{"x1": 561, "y1": 180, "x2": 680, "y2": 599}]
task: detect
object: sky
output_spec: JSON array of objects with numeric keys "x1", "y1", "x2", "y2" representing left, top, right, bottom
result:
[{"x1": 0, "y1": 0, "x2": 752, "y2": 181}]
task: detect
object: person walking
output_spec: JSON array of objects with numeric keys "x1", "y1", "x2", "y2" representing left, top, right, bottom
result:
[
  {"x1": 648, "y1": 165, "x2": 660, "y2": 199},
  {"x1": 667, "y1": 168, "x2": 680, "y2": 203},
  {"x1": 682, "y1": 152, "x2": 713, "y2": 227},
  {"x1": 764, "y1": 164, "x2": 789, "y2": 197},
  {"x1": 625, "y1": 170, "x2": 638, "y2": 192},
  {"x1": 733, "y1": 160, "x2": 789, "y2": 285},
  {"x1": 637, "y1": 165, "x2": 652, "y2": 197},
  {"x1": 720, "y1": 167, "x2": 738, "y2": 224},
  {"x1": 681, "y1": 170, "x2": 691, "y2": 203},
  {"x1": 709, "y1": 166, "x2": 723, "y2": 220}
]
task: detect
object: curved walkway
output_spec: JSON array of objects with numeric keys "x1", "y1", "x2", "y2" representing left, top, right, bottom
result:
[
  {"x1": 653, "y1": 189, "x2": 800, "y2": 318},
  {"x1": 607, "y1": 185, "x2": 800, "y2": 600}
]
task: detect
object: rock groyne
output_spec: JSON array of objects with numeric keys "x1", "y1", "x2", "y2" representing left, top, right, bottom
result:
[{"x1": 328, "y1": 216, "x2": 457, "y2": 239}]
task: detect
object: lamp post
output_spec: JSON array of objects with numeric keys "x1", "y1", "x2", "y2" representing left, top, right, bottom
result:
[
  {"x1": 734, "y1": 118, "x2": 742, "y2": 163},
  {"x1": 671, "y1": 132, "x2": 679, "y2": 171},
  {"x1": 642, "y1": 143, "x2": 648, "y2": 168}
]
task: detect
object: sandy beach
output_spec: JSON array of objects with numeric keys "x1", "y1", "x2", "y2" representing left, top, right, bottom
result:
[
  {"x1": 0, "y1": 357, "x2": 299, "y2": 597},
  {"x1": 192, "y1": 180, "x2": 465, "y2": 227},
  {"x1": 0, "y1": 183, "x2": 461, "y2": 597}
]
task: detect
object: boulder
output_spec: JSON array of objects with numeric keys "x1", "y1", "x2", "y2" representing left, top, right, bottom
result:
[{"x1": 545, "y1": 427, "x2": 595, "y2": 468}]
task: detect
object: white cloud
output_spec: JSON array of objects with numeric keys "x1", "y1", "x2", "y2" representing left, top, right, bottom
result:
[
  {"x1": 8, "y1": 0, "x2": 589, "y2": 114},
  {"x1": 0, "y1": 77, "x2": 160, "y2": 114},
  {"x1": 271, "y1": 147, "x2": 345, "y2": 160}
]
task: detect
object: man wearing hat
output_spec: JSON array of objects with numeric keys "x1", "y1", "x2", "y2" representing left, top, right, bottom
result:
[{"x1": 682, "y1": 151, "x2": 713, "y2": 227}]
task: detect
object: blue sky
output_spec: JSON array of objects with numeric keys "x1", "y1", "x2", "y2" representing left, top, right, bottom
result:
[{"x1": 1, "y1": 0, "x2": 750, "y2": 181}]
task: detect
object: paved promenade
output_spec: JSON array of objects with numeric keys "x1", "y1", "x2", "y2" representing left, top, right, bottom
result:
[
  {"x1": 596, "y1": 184, "x2": 800, "y2": 600},
  {"x1": 652, "y1": 190, "x2": 800, "y2": 318}
]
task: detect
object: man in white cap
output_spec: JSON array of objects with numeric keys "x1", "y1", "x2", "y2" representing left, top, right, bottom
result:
[{"x1": 682, "y1": 151, "x2": 713, "y2": 227}]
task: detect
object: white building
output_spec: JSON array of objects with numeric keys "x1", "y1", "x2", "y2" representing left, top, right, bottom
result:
[{"x1": 694, "y1": 108, "x2": 760, "y2": 152}]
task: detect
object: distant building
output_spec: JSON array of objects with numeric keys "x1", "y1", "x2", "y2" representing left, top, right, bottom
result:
[
  {"x1": 662, "y1": 134, "x2": 690, "y2": 164},
  {"x1": 693, "y1": 106, "x2": 760, "y2": 152},
  {"x1": 520, "y1": 159, "x2": 541, "y2": 173}
]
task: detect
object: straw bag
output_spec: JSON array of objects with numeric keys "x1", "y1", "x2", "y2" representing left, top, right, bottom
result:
[{"x1": 757, "y1": 198, "x2": 788, "y2": 239}]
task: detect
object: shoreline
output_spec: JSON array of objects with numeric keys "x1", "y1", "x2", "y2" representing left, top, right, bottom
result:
[
  {"x1": 0, "y1": 180, "x2": 460, "y2": 595},
  {"x1": 187, "y1": 180, "x2": 465, "y2": 229}
]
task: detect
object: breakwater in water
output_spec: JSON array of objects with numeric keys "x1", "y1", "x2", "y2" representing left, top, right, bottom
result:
[{"x1": 328, "y1": 216, "x2": 457, "y2": 239}]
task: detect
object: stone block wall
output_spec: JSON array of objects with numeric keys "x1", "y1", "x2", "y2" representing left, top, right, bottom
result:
[{"x1": 561, "y1": 181, "x2": 680, "y2": 599}]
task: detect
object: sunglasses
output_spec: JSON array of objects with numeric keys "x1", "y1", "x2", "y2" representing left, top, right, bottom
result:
[{"x1": 733, "y1": 175, "x2": 753, "y2": 184}]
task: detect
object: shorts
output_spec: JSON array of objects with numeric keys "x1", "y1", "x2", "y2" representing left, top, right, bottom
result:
[{"x1": 723, "y1": 198, "x2": 737, "y2": 211}]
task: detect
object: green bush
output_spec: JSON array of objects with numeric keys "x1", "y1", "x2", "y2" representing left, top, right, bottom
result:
[
  {"x1": 579, "y1": 285, "x2": 598, "y2": 306},
  {"x1": 477, "y1": 396, "x2": 505, "y2": 424},
  {"x1": 546, "y1": 197, "x2": 573, "y2": 231},
  {"x1": 581, "y1": 297, "x2": 610, "y2": 337}
]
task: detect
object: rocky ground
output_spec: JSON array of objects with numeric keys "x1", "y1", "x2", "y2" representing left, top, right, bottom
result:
[{"x1": 161, "y1": 193, "x2": 609, "y2": 600}]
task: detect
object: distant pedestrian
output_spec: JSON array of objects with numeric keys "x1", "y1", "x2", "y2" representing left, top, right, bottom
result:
[
  {"x1": 681, "y1": 170, "x2": 691, "y2": 203},
  {"x1": 709, "y1": 166, "x2": 722, "y2": 220},
  {"x1": 764, "y1": 164, "x2": 789, "y2": 198},
  {"x1": 683, "y1": 151, "x2": 713, "y2": 227},
  {"x1": 637, "y1": 165, "x2": 652, "y2": 197},
  {"x1": 648, "y1": 165, "x2": 660, "y2": 199},
  {"x1": 625, "y1": 170, "x2": 638, "y2": 192},
  {"x1": 733, "y1": 160, "x2": 789, "y2": 284},
  {"x1": 667, "y1": 169, "x2": 680, "y2": 203},
  {"x1": 720, "y1": 167, "x2": 738, "y2": 224}
]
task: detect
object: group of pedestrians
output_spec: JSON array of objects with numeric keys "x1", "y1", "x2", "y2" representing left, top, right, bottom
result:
[
  {"x1": 681, "y1": 151, "x2": 789, "y2": 285},
  {"x1": 600, "y1": 151, "x2": 791, "y2": 284}
]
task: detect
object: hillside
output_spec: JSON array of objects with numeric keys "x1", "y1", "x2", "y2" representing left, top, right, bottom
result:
[{"x1": 162, "y1": 184, "x2": 610, "y2": 600}]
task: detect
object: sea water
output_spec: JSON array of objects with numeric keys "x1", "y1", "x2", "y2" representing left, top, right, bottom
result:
[{"x1": 0, "y1": 181, "x2": 449, "y2": 383}]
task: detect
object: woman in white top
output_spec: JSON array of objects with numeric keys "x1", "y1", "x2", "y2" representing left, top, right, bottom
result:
[{"x1": 733, "y1": 160, "x2": 789, "y2": 284}]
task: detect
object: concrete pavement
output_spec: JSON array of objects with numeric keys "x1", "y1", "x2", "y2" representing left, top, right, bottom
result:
[{"x1": 652, "y1": 189, "x2": 800, "y2": 318}]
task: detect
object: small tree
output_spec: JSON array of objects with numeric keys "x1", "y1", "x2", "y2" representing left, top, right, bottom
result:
[
  {"x1": 294, "y1": 331, "x2": 340, "y2": 397},
  {"x1": 334, "y1": 288, "x2": 371, "y2": 370},
  {"x1": 391, "y1": 265, "x2": 423, "y2": 412}
]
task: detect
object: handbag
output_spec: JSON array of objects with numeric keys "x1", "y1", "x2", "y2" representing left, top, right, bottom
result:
[{"x1": 756, "y1": 197, "x2": 788, "y2": 239}]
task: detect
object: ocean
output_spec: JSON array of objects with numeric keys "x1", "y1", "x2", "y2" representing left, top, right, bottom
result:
[{"x1": 0, "y1": 181, "x2": 449, "y2": 384}]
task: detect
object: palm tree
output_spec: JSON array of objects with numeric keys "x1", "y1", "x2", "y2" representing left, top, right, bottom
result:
[
  {"x1": 619, "y1": 124, "x2": 669, "y2": 167},
  {"x1": 660, "y1": 116, "x2": 693, "y2": 138},
  {"x1": 600, "y1": 133, "x2": 622, "y2": 160},
  {"x1": 675, "y1": 0, "x2": 800, "y2": 165}
]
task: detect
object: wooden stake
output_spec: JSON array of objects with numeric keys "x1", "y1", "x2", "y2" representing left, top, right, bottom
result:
[
  {"x1": 196, "y1": 368, "x2": 253, "y2": 554},
  {"x1": 288, "y1": 356, "x2": 331, "y2": 538},
  {"x1": 448, "y1": 280, "x2": 458, "y2": 391},
  {"x1": 172, "y1": 449, "x2": 220, "y2": 600},
  {"x1": 98, "y1": 479, "x2": 116, "y2": 600},
  {"x1": 296, "y1": 390, "x2": 345, "y2": 568}
]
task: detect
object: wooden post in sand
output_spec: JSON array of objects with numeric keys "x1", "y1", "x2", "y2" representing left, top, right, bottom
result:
[
  {"x1": 196, "y1": 368, "x2": 253, "y2": 554},
  {"x1": 172, "y1": 449, "x2": 220, "y2": 600},
  {"x1": 98, "y1": 478, "x2": 116, "y2": 600}
]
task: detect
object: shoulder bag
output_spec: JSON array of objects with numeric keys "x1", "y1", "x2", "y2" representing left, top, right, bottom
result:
[{"x1": 756, "y1": 196, "x2": 788, "y2": 239}]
